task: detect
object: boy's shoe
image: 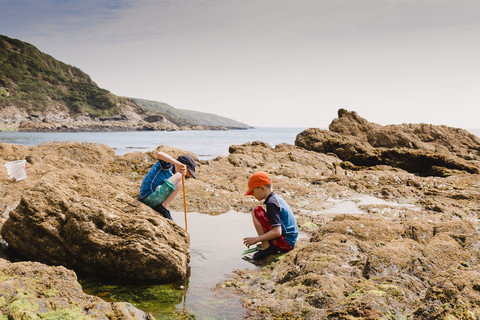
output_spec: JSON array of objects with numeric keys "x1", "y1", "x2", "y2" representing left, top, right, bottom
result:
[
  {"x1": 242, "y1": 246, "x2": 261, "y2": 255},
  {"x1": 253, "y1": 246, "x2": 278, "y2": 261},
  {"x1": 152, "y1": 204, "x2": 173, "y2": 220}
]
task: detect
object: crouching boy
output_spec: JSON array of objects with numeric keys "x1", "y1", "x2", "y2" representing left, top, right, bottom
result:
[
  {"x1": 139, "y1": 151, "x2": 196, "y2": 220},
  {"x1": 243, "y1": 171, "x2": 298, "y2": 261}
]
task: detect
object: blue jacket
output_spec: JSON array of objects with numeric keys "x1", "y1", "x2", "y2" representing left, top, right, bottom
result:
[{"x1": 139, "y1": 160, "x2": 174, "y2": 200}]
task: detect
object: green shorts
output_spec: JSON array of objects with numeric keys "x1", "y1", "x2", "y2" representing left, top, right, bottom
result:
[{"x1": 142, "y1": 179, "x2": 176, "y2": 207}]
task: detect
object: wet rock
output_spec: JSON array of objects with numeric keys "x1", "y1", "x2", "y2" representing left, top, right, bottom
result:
[
  {"x1": 0, "y1": 258, "x2": 153, "y2": 319},
  {"x1": 295, "y1": 109, "x2": 480, "y2": 176},
  {"x1": 1, "y1": 168, "x2": 190, "y2": 283}
]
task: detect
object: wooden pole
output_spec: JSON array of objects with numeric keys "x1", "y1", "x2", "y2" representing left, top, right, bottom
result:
[{"x1": 182, "y1": 174, "x2": 187, "y2": 231}]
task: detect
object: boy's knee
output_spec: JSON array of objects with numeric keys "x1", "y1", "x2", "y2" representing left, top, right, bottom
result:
[
  {"x1": 253, "y1": 205, "x2": 265, "y2": 217},
  {"x1": 253, "y1": 206, "x2": 267, "y2": 222},
  {"x1": 169, "y1": 172, "x2": 183, "y2": 185}
]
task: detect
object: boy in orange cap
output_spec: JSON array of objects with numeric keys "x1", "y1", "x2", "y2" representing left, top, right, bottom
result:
[{"x1": 243, "y1": 171, "x2": 298, "y2": 260}]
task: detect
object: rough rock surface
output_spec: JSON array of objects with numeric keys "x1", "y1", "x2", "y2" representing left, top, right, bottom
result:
[
  {"x1": 229, "y1": 214, "x2": 480, "y2": 319},
  {"x1": 329, "y1": 109, "x2": 480, "y2": 159},
  {"x1": 0, "y1": 258, "x2": 153, "y2": 319},
  {"x1": 1, "y1": 109, "x2": 480, "y2": 319},
  {"x1": 0, "y1": 143, "x2": 190, "y2": 283},
  {"x1": 16, "y1": 111, "x2": 180, "y2": 132},
  {"x1": 0, "y1": 98, "x2": 181, "y2": 132},
  {"x1": 295, "y1": 109, "x2": 480, "y2": 176}
]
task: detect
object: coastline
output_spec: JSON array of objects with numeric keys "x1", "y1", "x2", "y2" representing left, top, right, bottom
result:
[{"x1": 0, "y1": 123, "x2": 250, "y2": 132}]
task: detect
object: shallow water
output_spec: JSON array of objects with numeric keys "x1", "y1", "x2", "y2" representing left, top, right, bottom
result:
[
  {"x1": 316, "y1": 194, "x2": 420, "y2": 215},
  {"x1": 80, "y1": 210, "x2": 258, "y2": 319},
  {"x1": 80, "y1": 197, "x2": 417, "y2": 318},
  {"x1": 77, "y1": 196, "x2": 421, "y2": 318}
]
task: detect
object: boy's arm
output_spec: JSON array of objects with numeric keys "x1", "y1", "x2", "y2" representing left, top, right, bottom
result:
[
  {"x1": 243, "y1": 226, "x2": 282, "y2": 247},
  {"x1": 257, "y1": 226, "x2": 282, "y2": 241},
  {"x1": 156, "y1": 152, "x2": 186, "y2": 176}
]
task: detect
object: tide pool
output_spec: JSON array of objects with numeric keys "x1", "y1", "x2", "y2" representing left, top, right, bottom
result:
[{"x1": 80, "y1": 210, "x2": 258, "y2": 319}]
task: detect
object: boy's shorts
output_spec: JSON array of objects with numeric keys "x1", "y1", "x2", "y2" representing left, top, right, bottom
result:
[
  {"x1": 141, "y1": 179, "x2": 176, "y2": 207},
  {"x1": 253, "y1": 206, "x2": 294, "y2": 252}
]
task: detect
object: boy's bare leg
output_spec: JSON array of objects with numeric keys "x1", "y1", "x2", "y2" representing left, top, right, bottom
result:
[
  {"x1": 162, "y1": 173, "x2": 183, "y2": 209},
  {"x1": 251, "y1": 212, "x2": 269, "y2": 250}
]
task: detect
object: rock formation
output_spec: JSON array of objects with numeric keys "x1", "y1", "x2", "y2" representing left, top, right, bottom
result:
[
  {"x1": 0, "y1": 258, "x2": 153, "y2": 319},
  {"x1": 295, "y1": 109, "x2": 480, "y2": 176},
  {"x1": 1, "y1": 168, "x2": 190, "y2": 282},
  {"x1": 0, "y1": 142, "x2": 190, "y2": 283},
  {"x1": 231, "y1": 214, "x2": 480, "y2": 319},
  {"x1": 14, "y1": 104, "x2": 180, "y2": 132}
]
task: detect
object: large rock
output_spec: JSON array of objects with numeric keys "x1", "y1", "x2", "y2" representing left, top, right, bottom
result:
[
  {"x1": 0, "y1": 141, "x2": 119, "y2": 227},
  {"x1": 330, "y1": 109, "x2": 480, "y2": 156},
  {"x1": 295, "y1": 109, "x2": 480, "y2": 176},
  {"x1": 232, "y1": 215, "x2": 480, "y2": 319},
  {"x1": 0, "y1": 258, "x2": 153, "y2": 319},
  {"x1": 1, "y1": 168, "x2": 190, "y2": 283}
]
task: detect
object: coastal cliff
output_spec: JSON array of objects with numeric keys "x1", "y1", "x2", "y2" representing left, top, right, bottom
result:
[
  {"x1": 0, "y1": 109, "x2": 479, "y2": 318},
  {"x1": 0, "y1": 34, "x2": 249, "y2": 131}
]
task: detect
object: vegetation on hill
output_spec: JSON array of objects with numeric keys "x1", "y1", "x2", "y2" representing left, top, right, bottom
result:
[
  {"x1": 0, "y1": 34, "x2": 249, "y2": 128},
  {"x1": 131, "y1": 98, "x2": 250, "y2": 128},
  {"x1": 0, "y1": 35, "x2": 121, "y2": 116}
]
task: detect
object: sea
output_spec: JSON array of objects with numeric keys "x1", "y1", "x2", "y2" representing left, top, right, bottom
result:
[
  {"x1": 0, "y1": 127, "x2": 307, "y2": 159},
  {"x1": 1, "y1": 127, "x2": 478, "y2": 160}
]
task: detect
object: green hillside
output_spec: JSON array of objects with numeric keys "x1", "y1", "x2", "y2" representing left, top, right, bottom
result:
[
  {"x1": 0, "y1": 34, "x2": 249, "y2": 129},
  {"x1": 0, "y1": 35, "x2": 122, "y2": 117},
  {"x1": 131, "y1": 98, "x2": 250, "y2": 128}
]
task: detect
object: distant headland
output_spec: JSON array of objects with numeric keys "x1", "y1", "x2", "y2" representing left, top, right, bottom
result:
[{"x1": 0, "y1": 35, "x2": 250, "y2": 132}]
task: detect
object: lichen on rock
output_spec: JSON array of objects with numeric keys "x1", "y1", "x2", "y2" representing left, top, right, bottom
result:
[{"x1": 0, "y1": 258, "x2": 153, "y2": 319}]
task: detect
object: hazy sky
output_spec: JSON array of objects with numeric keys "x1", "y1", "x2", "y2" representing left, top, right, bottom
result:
[{"x1": 1, "y1": 0, "x2": 479, "y2": 128}]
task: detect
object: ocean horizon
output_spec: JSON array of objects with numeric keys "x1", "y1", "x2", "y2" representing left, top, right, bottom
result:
[
  {"x1": 0, "y1": 127, "x2": 307, "y2": 160},
  {"x1": 0, "y1": 127, "x2": 478, "y2": 160}
]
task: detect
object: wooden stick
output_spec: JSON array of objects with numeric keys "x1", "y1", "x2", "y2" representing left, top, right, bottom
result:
[{"x1": 182, "y1": 174, "x2": 187, "y2": 231}]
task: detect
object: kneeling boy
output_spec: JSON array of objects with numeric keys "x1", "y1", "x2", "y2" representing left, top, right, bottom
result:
[{"x1": 243, "y1": 171, "x2": 298, "y2": 260}]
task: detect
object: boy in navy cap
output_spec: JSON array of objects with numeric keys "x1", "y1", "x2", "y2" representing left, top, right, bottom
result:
[
  {"x1": 243, "y1": 171, "x2": 298, "y2": 260},
  {"x1": 139, "y1": 151, "x2": 196, "y2": 220}
]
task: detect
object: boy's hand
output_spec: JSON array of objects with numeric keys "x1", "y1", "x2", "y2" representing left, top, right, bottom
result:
[
  {"x1": 243, "y1": 237, "x2": 258, "y2": 248},
  {"x1": 176, "y1": 164, "x2": 187, "y2": 176}
]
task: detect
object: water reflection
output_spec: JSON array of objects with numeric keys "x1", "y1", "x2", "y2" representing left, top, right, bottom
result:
[{"x1": 80, "y1": 210, "x2": 257, "y2": 319}]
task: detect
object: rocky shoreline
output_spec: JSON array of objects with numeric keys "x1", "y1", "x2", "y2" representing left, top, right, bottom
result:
[
  {"x1": 1, "y1": 109, "x2": 479, "y2": 319},
  {"x1": 0, "y1": 104, "x2": 248, "y2": 132}
]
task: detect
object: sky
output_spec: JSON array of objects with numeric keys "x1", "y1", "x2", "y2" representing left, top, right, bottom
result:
[{"x1": 1, "y1": 0, "x2": 480, "y2": 129}]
